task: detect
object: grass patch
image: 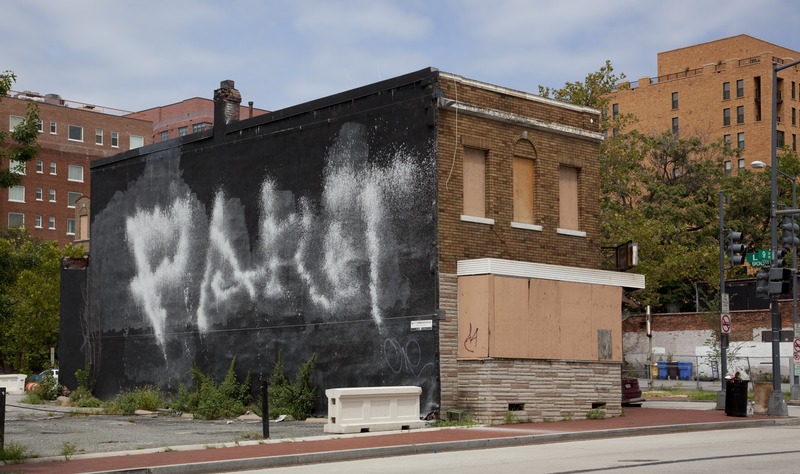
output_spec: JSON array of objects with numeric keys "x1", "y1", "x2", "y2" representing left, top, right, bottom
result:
[
  {"x1": 586, "y1": 408, "x2": 606, "y2": 420},
  {"x1": 643, "y1": 386, "x2": 718, "y2": 402},
  {"x1": 430, "y1": 417, "x2": 477, "y2": 428},
  {"x1": 104, "y1": 386, "x2": 163, "y2": 415},
  {"x1": 60, "y1": 441, "x2": 78, "y2": 461},
  {"x1": 0, "y1": 442, "x2": 33, "y2": 464}
]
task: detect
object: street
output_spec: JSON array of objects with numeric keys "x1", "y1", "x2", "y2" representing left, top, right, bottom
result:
[{"x1": 232, "y1": 426, "x2": 800, "y2": 473}]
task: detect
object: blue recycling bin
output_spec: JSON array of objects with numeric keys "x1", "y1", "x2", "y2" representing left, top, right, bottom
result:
[
  {"x1": 678, "y1": 361, "x2": 693, "y2": 380},
  {"x1": 657, "y1": 361, "x2": 667, "y2": 379}
]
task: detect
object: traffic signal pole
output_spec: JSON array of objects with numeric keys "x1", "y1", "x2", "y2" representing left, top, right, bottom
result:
[{"x1": 717, "y1": 192, "x2": 728, "y2": 410}]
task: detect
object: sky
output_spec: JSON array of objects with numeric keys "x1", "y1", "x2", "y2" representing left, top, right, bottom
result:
[{"x1": 2, "y1": 0, "x2": 800, "y2": 113}]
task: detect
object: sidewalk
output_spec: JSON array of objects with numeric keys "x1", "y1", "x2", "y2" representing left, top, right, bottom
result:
[{"x1": 3, "y1": 402, "x2": 799, "y2": 474}]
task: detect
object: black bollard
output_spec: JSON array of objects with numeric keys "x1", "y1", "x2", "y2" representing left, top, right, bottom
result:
[
  {"x1": 261, "y1": 381, "x2": 269, "y2": 439},
  {"x1": 1, "y1": 386, "x2": 5, "y2": 451}
]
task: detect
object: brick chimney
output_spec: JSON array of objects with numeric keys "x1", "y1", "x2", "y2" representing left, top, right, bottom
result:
[{"x1": 213, "y1": 80, "x2": 242, "y2": 139}]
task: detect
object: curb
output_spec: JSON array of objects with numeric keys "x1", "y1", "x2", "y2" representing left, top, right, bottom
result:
[{"x1": 85, "y1": 417, "x2": 800, "y2": 474}]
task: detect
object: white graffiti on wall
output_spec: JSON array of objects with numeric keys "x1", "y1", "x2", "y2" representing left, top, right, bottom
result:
[{"x1": 124, "y1": 125, "x2": 430, "y2": 348}]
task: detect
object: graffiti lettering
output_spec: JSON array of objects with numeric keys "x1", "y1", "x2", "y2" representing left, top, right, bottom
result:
[
  {"x1": 463, "y1": 323, "x2": 479, "y2": 353},
  {"x1": 383, "y1": 338, "x2": 435, "y2": 377}
]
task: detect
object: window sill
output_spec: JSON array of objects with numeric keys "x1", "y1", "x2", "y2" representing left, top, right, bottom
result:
[
  {"x1": 460, "y1": 215, "x2": 495, "y2": 225},
  {"x1": 511, "y1": 222, "x2": 543, "y2": 231},
  {"x1": 557, "y1": 228, "x2": 587, "y2": 238}
]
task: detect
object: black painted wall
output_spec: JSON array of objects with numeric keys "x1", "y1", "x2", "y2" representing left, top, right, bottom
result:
[{"x1": 72, "y1": 69, "x2": 442, "y2": 414}]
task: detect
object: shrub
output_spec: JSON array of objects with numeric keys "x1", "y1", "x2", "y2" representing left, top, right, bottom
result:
[
  {"x1": 267, "y1": 351, "x2": 317, "y2": 420},
  {"x1": 68, "y1": 386, "x2": 101, "y2": 408},
  {"x1": 172, "y1": 357, "x2": 251, "y2": 420},
  {"x1": 0, "y1": 442, "x2": 32, "y2": 464},
  {"x1": 106, "y1": 386, "x2": 163, "y2": 415},
  {"x1": 35, "y1": 371, "x2": 61, "y2": 401}
]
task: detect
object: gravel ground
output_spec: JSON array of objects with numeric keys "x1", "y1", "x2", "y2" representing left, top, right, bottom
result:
[{"x1": 2, "y1": 394, "x2": 326, "y2": 460}]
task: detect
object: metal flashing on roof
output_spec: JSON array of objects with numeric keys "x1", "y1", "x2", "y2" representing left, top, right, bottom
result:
[{"x1": 457, "y1": 258, "x2": 646, "y2": 289}]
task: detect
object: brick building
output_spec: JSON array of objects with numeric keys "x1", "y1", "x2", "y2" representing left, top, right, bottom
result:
[
  {"x1": 127, "y1": 83, "x2": 268, "y2": 144},
  {"x1": 61, "y1": 69, "x2": 644, "y2": 424},
  {"x1": 1, "y1": 91, "x2": 152, "y2": 245},
  {"x1": 607, "y1": 35, "x2": 800, "y2": 172}
]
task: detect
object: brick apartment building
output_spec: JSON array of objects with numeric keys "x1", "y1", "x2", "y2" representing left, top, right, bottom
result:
[
  {"x1": 127, "y1": 83, "x2": 268, "y2": 144},
  {"x1": 60, "y1": 69, "x2": 644, "y2": 423},
  {"x1": 607, "y1": 35, "x2": 800, "y2": 172},
  {"x1": 1, "y1": 91, "x2": 152, "y2": 245}
]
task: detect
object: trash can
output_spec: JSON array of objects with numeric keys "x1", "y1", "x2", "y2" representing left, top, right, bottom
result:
[
  {"x1": 725, "y1": 379, "x2": 748, "y2": 417},
  {"x1": 650, "y1": 363, "x2": 658, "y2": 379},
  {"x1": 678, "y1": 361, "x2": 693, "y2": 381},
  {"x1": 657, "y1": 361, "x2": 667, "y2": 379},
  {"x1": 667, "y1": 362, "x2": 679, "y2": 380}
]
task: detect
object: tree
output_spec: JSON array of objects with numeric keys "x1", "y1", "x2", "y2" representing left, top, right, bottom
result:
[
  {"x1": 538, "y1": 60, "x2": 626, "y2": 110},
  {"x1": 0, "y1": 229, "x2": 84, "y2": 372},
  {"x1": 0, "y1": 70, "x2": 40, "y2": 188}
]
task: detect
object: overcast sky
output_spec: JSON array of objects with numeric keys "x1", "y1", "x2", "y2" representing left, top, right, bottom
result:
[{"x1": 2, "y1": 0, "x2": 799, "y2": 113}]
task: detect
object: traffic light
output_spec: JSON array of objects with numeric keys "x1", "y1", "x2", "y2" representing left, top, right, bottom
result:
[
  {"x1": 781, "y1": 216, "x2": 799, "y2": 248},
  {"x1": 756, "y1": 268, "x2": 770, "y2": 299},
  {"x1": 768, "y1": 266, "x2": 791, "y2": 296},
  {"x1": 727, "y1": 230, "x2": 745, "y2": 266},
  {"x1": 774, "y1": 249, "x2": 787, "y2": 268}
]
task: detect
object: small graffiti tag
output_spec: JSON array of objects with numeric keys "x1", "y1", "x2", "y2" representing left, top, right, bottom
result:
[
  {"x1": 384, "y1": 338, "x2": 435, "y2": 377},
  {"x1": 463, "y1": 323, "x2": 479, "y2": 353}
]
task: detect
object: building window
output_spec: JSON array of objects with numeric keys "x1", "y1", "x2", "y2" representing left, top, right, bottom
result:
[
  {"x1": 111, "y1": 131, "x2": 119, "y2": 148},
  {"x1": 66, "y1": 218, "x2": 76, "y2": 236},
  {"x1": 723, "y1": 108, "x2": 730, "y2": 126},
  {"x1": 462, "y1": 148, "x2": 487, "y2": 219},
  {"x1": 79, "y1": 214, "x2": 89, "y2": 240},
  {"x1": 34, "y1": 215, "x2": 42, "y2": 229},
  {"x1": 736, "y1": 79, "x2": 744, "y2": 98},
  {"x1": 559, "y1": 166, "x2": 580, "y2": 232},
  {"x1": 738, "y1": 159, "x2": 745, "y2": 169},
  {"x1": 95, "y1": 128, "x2": 103, "y2": 145},
  {"x1": 793, "y1": 81, "x2": 797, "y2": 100},
  {"x1": 8, "y1": 185, "x2": 24, "y2": 203},
  {"x1": 737, "y1": 106, "x2": 744, "y2": 124},
  {"x1": 724, "y1": 160, "x2": 732, "y2": 174},
  {"x1": 50, "y1": 162, "x2": 56, "y2": 175},
  {"x1": 130, "y1": 135, "x2": 144, "y2": 149},
  {"x1": 35, "y1": 187, "x2": 42, "y2": 201},
  {"x1": 68, "y1": 124, "x2": 83, "y2": 142},
  {"x1": 9, "y1": 160, "x2": 25, "y2": 175},
  {"x1": 178, "y1": 127, "x2": 188, "y2": 137},
  {"x1": 36, "y1": 160, "x2": 43, "y2": 173},
  {"x1": 778, "y1": 130, "x2": 785, "y2": 148},
  {"x1": 68, "y1": 165, "x2": 84, "y2": 182},
  {"x1": 738, "y1": 132, "x2": 745, "y2": 150},
  {"x1": 512, "y1": 157, "x2": 534, "y2": 225},
  {"x1": 48, "y1": 216, "x2": 55, "y2": 230},
  {"x1": 160, "y1": 131, "x2": 169, "y2": 142},
  {"x1": 723, "y1": 82, "x2": 730, "y2": 100},
  {"x1": 192, "y1": 122, "x2": 211, "y2": 133},
  {"x1": 36, "y1": 119, "x2": 43, "y2": 133},
  {"x1": 794, "y1": 134, "x2": 797, "y2": 152},
  {"x1": 8, "y1": 213, "x2": 24, "y2": 228},
  {"x1": 67, "y1": 191, "x2": 82, "y2": 208},
  {"x1": 9, "y1": 115, "x2": 23, "y2": 131},
  {"x1": 49, "y1": 189, "x2": 56, "y2": 202},
  {"x1": 612, "y1": 103, "x2": 619, "y2": 119},
  {"x1": 50, "y1": 121, "x2": 57, "y2": 134},
  {"x1": 672, "y1": 117, "x2": 679, "y2": 135},
  {"x1": 724, "y1": 134, "x2": 731, "y2": 150},
  {"x1": 671, "y1": 92, "x2": 678, "y2": 110},
  {"x1": 793, "y1": 108, "x2": 796, "y2": 126}
]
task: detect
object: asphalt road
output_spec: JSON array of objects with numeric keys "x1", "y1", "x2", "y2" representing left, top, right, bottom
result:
[{"x1": 229, "y1": 426, "x2": 800, "y2": 474}]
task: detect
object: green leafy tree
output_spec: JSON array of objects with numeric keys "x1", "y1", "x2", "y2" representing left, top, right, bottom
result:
[
  {"x1": 538, "y1": 60, "x2": 626, "y2": 110},
  {"x1": 0, "y1": 70, "x2": 40, "y2": 188},
  {"x1": 0, "y1": 229, "x2": 84, "y2": 372}
]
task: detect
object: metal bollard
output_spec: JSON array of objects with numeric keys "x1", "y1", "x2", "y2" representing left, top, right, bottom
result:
[
  {"x1": 261, "y1": 381, "x2": 269, "y2": 439},
  {"x1": 1, "y1": 386, "x2": 6, "y2": 451}
]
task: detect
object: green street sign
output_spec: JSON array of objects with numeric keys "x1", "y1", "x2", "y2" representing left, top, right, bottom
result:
[{"x1": 747, "y1": 249, "x2": 772, "y2": 267}]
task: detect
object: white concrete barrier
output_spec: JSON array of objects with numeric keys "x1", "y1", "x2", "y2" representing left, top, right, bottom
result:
[
  {"x1": 0, "y1": 374, "x2": 27, "y2": 395},
  {"x1": 324, "y1": 386, "x2": 426, "y2": 434}
]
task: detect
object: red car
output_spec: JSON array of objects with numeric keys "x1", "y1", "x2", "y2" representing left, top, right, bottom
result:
[{"x1": 622, "y1": 377, "x2": 644, "y2": 405}]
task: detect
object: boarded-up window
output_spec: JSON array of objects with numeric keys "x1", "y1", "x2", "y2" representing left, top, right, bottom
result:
[
  {"x1": 463, "y1": 148, "x2": 486, "y2": 217},
  {"x1": 79, "y1": 215, "x2": 89, "y2": 240},
  {"x1": 559, "y1": 166, "x2": 579, "y2": 230},
  {"x1": 513, "y1": 157, "x2": 534, "y2": 223}
]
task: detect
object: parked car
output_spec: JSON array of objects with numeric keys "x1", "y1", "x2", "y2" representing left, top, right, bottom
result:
[
  {"x1": 622, "y1": 376, "x2": 644, "y2": 405},
  {"x1": 29, "y1": 368, "x2": 59, "y2": 383}
]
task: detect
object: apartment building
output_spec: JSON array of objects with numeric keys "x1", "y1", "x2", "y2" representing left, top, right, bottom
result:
[
  {"x1": 607, "y1": 35, "x2": 800, "y2": 172},
  {"x1": 1, "y1": 91, "x2": 152, "y2": 245},
  {"x1": 127, "y1": 84, "x2": 268, "y2": 144},
  {"x1": 61, "y1": 70, "x2": 644, "y2": 423}
]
